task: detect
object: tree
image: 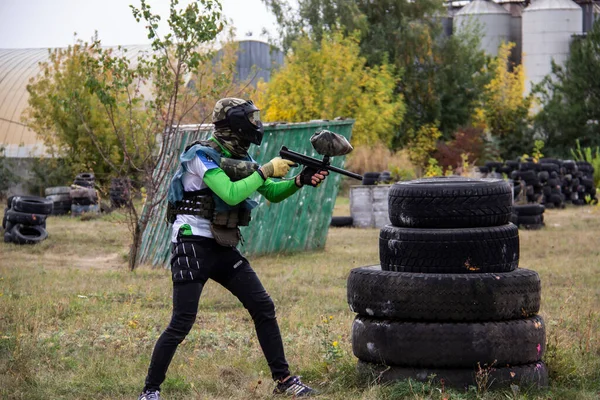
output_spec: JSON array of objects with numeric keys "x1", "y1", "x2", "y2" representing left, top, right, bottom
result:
[
  {"x1": 24, "y1": 43, "x2": 147, "y2": 184},
  {"x1": 534, "y1": 20, "x2": 600, "y2": 156},
  {"x1": 25, "y1": 0, "x2": 235, "y2": 270},
  {"x1": 261, "y1": 0, "x2": 489, "y2": 146},
  {"x1": 473, "y1": 42, "x2": 532, "y2": 160},
  {"x1": 258, "y1": 32, "x2": 404, "y2": 147},
  {"x1": 406, "y1": 123, "x2": 441, "y2": 175}
]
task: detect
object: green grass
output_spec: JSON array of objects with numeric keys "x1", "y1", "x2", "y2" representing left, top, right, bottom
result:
[{"x1": 1, "y1": 201, "x2": 600, "y2": 399}]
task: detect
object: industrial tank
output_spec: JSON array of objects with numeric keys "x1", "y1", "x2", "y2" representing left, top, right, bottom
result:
[
  {"x1": 454, "y1": 0, "x2": 512, "y2": 56},
  {"x1": 522, "y1": 0, "x2": 582, "y2": 95}
]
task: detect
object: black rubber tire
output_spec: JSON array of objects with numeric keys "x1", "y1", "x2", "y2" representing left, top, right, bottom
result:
[
  {"x1": 330, "y1": 216, "x2": 353, "y2": 227},
  {"x1": 362, "y1": 172, "x2": 380, "y2": 186},
  {"x1": 379, "y1": 224, "x2": 519, "y2": 274},
  {"x1": 542, "y1": 186, "x2": 552, "y2": 197},
  {"x1": 478, "y1": 166, "x2": 490, "y2": 174},
  {"x1": 539, "y1": 163, "x2": 558, "y2": 172},
  {"x1": 518, "y1": 215, "x2": 544, "y2": 225},
  {"x1": 499, "y1": 165, "x2": 512, "y2": 175},
  {"x1": 506, "y1": 160, "x2": 519, "y2": 169},
  {"x1": 4, "y1": 220, "x2": 15, "y2": 232},
  {"x1": 12, "y1": 196, "x2": 53, "y2": 215},
  {"x1": 70, "y1": 187, "x2": 97, "y2": 198},
  {"x1": 10, "y1": 224, "x2": 48, "y2": 245},
  {"x1": 72, "y1": 197, "x2": 98, "y2": 206},
  {"x1": 6, "y1": 195, "x2": 15, "y2": 208},
  {"x1": 1, "y1": 212, "x2": 6, "y2": 229},
  {"x1": 44, "y1": 186, "x2": 71, "y2": 196},
  {"x1": 5, "y1": 209, "x2": 48, "y2": 226},
  {"x1": 76, "y1": 172, "x2": 95, "y2": 181},
  {"x1": 582, "y1": 178, "x2": 594, "y2": 189},
  {"x1": 73, "y1": 179, "x2": 95, "y2": 188},
  {"x1": 514, "y1": 204, "x2": 545, "y2": 216},
  {"x1": 3, "y1": 229, "x2": 13, "y2": 243},
  {"x1": 46, "y1": 194, "x2": 71, "y2": 203},
  {"x1": 519, "y1": 162, "x2": 536, "y2": 171},
  {"x1": 388, "y1": 177, "x2": 511, "y2": 229},
  {"x1": 347, "y1": 266, "x2": 540, "y2": 321},
  {"x1": 352, "y1": 315, "x2": 545, "y2": 368},
  {"x1": 357, "y1": 360, "x2": 548, "y2": 390}
]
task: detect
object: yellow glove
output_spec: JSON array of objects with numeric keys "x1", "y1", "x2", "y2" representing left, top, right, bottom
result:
[{"x1": 260, "y1": 157, "x2": 296, "y2": 178}]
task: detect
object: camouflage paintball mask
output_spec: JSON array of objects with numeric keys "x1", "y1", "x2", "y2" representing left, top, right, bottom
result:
[{"x1": 213, "y1": 98, "x2": 264, "y2": 145}]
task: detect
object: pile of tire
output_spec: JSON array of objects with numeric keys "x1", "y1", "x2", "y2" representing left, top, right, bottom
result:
[
  {"x1": 2, "y1": 195, "x2": 52, "y2": 244},
  {"x1": 362, "y1": 171, "x2": 392, "y2": 186},
  {"x1": 45, "y1": 186, "x2": 72, "y2": 215},
  {"x1": 513, "y1": 204, "x2": 545, "y2": 230},
  {"x1": 70, "y1": 173, "x2": 100, "y2": 216},
  {"x1": 348, "y1": 177, "x2": 548, "y2": 389},
  {"x1": 478, "y1": 159, "x2": 598, "y2": 208},
  {"x1": 109, "y1": 178, "x2": 130, "y2": 208}
]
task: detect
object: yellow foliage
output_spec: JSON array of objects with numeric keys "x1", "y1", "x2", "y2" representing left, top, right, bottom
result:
[
  {"x1": 406, "y1": 123, "x2": 442, "y2": 171},
  {"x1": 424, "y1": 158, "x2": 443, "y2": 177},
  {"x1": 259, "y1": 32, "x2": 404, "y2": 147},
  {"x1": 473, "y1": 42, "x2": 531, "y2": 137}
]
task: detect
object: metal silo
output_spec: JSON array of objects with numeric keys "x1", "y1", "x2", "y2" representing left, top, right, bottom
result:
[
  {"x1": 522, "y1": 0, "x2": 583, "y2": 95},
  {"x1": 454, "y1": 0, "x2": 512, "y2": 56}
]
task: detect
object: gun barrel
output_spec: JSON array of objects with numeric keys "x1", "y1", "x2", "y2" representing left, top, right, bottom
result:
[
  {"x1": 326, "y1": 164, "x2": 363, "y2": 180},
  {"x1": 280, "y1": 146, "x2": 363, "y2": 180}
]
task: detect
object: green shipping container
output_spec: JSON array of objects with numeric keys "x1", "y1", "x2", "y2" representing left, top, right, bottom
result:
[{"x1": 138, "y1": 119, "x2": 355, "y2": 267}]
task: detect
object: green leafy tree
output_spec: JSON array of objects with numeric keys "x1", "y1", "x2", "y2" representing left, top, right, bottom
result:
[
  {"x1": 258, "y1": 32, "x2": 404, "y2": 147},
  {"x1": 26, "y1": 0, "x2": 230, "y2": 269},
  {"x1": 534, "y1": 20, "x2": 600, "y2": 156},
  {"x1": 262, "y1": 0, "x2": 488, "y2": 146},
  {"x1": 473, "y1": 42, "x2": 532, "y2": 160},
  {"x1": 24, "y1": 43, "x2": 145, "y2": 184},
  {"x1": 406, "y1": 123, "x2": 442, "y2": 176}
]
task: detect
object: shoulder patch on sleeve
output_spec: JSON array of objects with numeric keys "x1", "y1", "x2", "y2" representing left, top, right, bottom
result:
[{"x1": 196, "y1": 150, "x2": 219, "y2": 170}]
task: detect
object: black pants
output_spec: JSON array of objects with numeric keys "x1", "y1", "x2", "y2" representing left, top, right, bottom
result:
[{"x1": 143, "y1": 236, "x2": 290, "y2": 391}]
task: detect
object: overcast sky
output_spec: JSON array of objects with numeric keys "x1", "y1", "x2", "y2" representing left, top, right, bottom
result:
[{"x1": 0, "y1": 0, "x2": 280, "y2": 49}]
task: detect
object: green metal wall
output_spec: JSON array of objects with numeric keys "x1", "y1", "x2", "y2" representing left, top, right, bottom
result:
[{"x1": 138, "y1": 119, "x2": 355, "y2": 267}]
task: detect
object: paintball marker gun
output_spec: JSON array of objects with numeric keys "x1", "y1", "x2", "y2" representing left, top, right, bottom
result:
[{"x1": 279, "y1": 129, "x2": 363, "y2": 182}]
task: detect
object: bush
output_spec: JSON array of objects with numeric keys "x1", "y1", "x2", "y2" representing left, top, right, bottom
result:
[{"x1": 434, "y1": 126, "x2": 486, "y2": 172}]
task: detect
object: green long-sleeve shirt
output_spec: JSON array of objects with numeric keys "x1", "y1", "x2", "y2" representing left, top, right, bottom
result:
[{"x1": 204, "y1": 168, "x2": 300, "y2": 206}]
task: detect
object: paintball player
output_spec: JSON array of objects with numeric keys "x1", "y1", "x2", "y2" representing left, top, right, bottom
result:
[{"x1": 138, "y1": 98, "x2": 328, "y2": 400}]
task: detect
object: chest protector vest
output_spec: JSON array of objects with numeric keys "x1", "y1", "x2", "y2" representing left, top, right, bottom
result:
[{"x1": 166, "y1": 141, "x2": 260, "y2": 245}]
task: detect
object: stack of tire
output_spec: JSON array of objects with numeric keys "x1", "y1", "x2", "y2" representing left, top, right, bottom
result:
[
  {"x1": 478, "y1": 159, "x2": 598, "y2": 207},
  {"x1": 45, "y1": 186, "x2": 72, "y2": 215},
  {"x1": 2, "y1": 196, "x2": 52, "y2": 244},
  {"x1": 109, "y1": 178, "x2": 130, "y2": 208},
  {"x1": 561, "y1": 160, "x2": 597, "y2": 206},
  {"x1": 71, "y1": 173, "x2": 100, "y2": 216},
  {"x1": 513, "y1": 204, "x2": 545, "y2": 230},
  {"x1": 362, "y1": 171, "x2": 393, "y2": 186},
  {"x1": 348, "y1": 177, "x2": 548, "y2": 389}
]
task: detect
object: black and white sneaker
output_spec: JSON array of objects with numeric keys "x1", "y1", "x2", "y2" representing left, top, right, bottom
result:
[
  {"x1": 273, "y1": 375, "x2": 316, "y2": 397},
  {"x1": 138, "y1": 390, "x2": 161, "y2": 400}
]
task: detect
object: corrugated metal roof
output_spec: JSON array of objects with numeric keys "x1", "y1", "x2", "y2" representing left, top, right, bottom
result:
[
  {"x1": 456, "y1": 0, "x2": 511, "y2": 14},
  {"x1": 0, "y1": 45, "x2": 152, "y2": 158},
  {"x1": 524, "y1": 0, "x2": 582, "y2": 11}
]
